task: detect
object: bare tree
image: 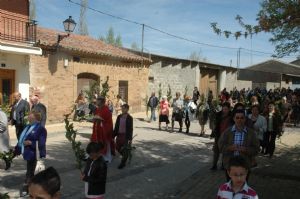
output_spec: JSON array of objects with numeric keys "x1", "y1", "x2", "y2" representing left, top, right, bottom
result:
[
  {"x1": 78, "y1": 0, "x2": 89, "y2": 35},
  {"x1": 131, "y1": 42, "x2": 140, "y2": 51},
  {"x1": 29, "y1": 0, "x2": 36, "y2": 21},
  {"x1": 189, "y1": 50, "x2": 208, "y2": 62}
]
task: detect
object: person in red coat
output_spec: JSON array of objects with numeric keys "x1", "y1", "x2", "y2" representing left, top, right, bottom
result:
[{"x1": 91, "y1": 96, "x2": 115, "y2": 162}]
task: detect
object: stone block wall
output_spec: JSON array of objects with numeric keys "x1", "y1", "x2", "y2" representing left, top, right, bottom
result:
[
  {"x1": 148, "y1": 61, "x2": 198, "y2": 100},
  {"x1": 224, "y1": 69, "x2": 238, "y2": 91}
]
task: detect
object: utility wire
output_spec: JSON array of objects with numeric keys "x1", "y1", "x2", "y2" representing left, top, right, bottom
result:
[
  {"x1": 143, "y1": 24, "x2": 237, "y2": 50},
  {"x1": 68, "y1": 0, "x2": 298, "y2": 58},
  {"x1": 68, "y1": 0, "x2": 142, "y2": 25}
]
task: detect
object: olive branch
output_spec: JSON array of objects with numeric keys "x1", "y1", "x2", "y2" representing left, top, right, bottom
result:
[
  {"x1": 0, "y1": 149, "x2": 14, "y2": 167},
  {"x1": 120, "y1": 134, "x2": 137, "y2": 164},
  {"x1": 0, "y1": 193, "x2": 10, "y2": 199},
  {"x1": 64, "y1": 110, "x2": 86, "y2": 171}
]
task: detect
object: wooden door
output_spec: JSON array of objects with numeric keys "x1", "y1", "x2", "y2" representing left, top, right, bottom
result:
[
  {"x1": 0, "y1": 69, "x2": 15, "y2": 105},
  {"x1": 119, "y1": 81, "x2": 128, "y2": 103},
  {"x1": 200, "y1": 68, "x2": 218, "y2": 98},
  {"x1": 200, "y1": 69, "x2": 209, "y2": 97}
]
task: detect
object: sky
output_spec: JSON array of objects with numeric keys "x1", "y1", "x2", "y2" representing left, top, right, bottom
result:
[{"x1": 34, "y1": 0, "x2": 298, "y2": 68}]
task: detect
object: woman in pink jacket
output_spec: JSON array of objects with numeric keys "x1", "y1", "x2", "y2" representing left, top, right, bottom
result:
[{"x1": 159, "y1": 96, "x2": 170, "y2": 131}]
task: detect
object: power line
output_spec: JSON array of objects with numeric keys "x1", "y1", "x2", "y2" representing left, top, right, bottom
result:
[
  {"x1": 68, "y1": 0, "x2": 237, "y2": 50},
  {"x1": 68, "y1": 0, "x2": 142, "y2": 25},
  {"x1": 67, "y1": 0, "x2": 299, "y2": 58},
  {"x1": 143, "y1": 24, "x2": 237, "y2": 50}
]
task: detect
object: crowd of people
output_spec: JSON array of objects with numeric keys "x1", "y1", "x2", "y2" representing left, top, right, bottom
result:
[
  {"x1": 146, "y1": 86, "x2": 300, "y2": 198},
  {"x1": 1, "y1": 85, "x2": 300, "y2": 198}
]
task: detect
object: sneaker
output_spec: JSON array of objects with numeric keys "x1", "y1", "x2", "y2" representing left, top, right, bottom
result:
[
  {"x1": 20, "y1": 184, "x2": 28, "y2": 197},
  {"x1": 210, "y1": 165, "x2": 217, "y2": 170}
]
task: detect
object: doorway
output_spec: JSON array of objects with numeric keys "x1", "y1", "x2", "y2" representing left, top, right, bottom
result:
[
  {"x1": 200, "y1": 68, "x2": 218, "y2": 98},
  {"x1": 119, "y1": 81, "x2": 128, "y2": 103},
  {"x1": 0, "y1": 69, "x2": 15, "y2": 105}
]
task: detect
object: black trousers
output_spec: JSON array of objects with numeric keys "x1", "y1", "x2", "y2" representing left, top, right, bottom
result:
[
  {"x1": 212, "y1": 138, "x2": 220, "y2": 167},
  {"x1": 265, "y1": 131, "x2": 277, "y2": 156},
  {"x1": 172, "y1": 113, "x2": 183, "y2": 130},
  {"x1": 26, "y1": 159, "x2": 37, "y2": 183},
  {"x1": 185, "y1": 113, "x2": 190, "y2": 130},
  {"x1": 15, "y1": 123, "x2": 25, "y2": 140}
]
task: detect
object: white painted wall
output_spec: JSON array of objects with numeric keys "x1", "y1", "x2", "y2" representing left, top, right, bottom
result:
[
  {"x1": 219, "y1": 69, "x2": 226, "y2": 91},
  {"x1": 0, "y1": 52, "x2": 30, "y2": 100}
]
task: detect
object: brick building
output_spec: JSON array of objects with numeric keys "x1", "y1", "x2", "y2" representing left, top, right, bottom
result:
[
  {"x1": 31, "y1": 27, "x2": 150, "y2": 122},
  {"x1": 0, "y1": 0, "x2": 149, "y2": 123}
]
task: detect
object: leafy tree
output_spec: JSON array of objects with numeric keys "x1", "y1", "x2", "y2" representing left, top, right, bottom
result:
[
  {"x1": 100, "y1": 76, "x2": 110, "y2": 98},
  {"x1": 29, "y1": 0, "x2": 36, "y2": 21},
  {"x1": 84, "y1": 80, "x2": 100, "y2": 103},
  {"x1": 211, "y1": 0, "x2": 300, "y2": 57},
  {"x1": 115, "y1": 34, "x2": 122, "y2": 47},
  {"x1": 99, "y1": 27, "x2": 123, "y2": 47},
  {"x1": 106, "y1": 27, "x2": 115, "y2": 44},
  {"x1": 78, "y1": 0, "x2": 89, "y2": 36}
]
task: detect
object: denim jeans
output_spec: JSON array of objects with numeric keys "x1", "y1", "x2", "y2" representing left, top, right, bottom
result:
[{"x1": 150, "y1": 108, "x2": 156, "y2": 121}]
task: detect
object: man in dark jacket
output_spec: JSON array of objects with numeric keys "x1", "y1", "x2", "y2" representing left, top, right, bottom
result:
[
  {"x1": 210, "y1": 102, "x2": 233, "y2": 170},
  {"x1": 10, "y1": 92, "x2": 30, "y2": 140},
  {"x1": 218, "y1": 109, "x2": 260, "y2": 176},
  {"x1": 114, "y1": 104, "x2": 133, "y2": 169},
  {"x1": 147, "y1": 92, "x2": 159, "y2": 122},
  {"x1": 31, "y1": 95, "x2": 47, "y2": 127}
]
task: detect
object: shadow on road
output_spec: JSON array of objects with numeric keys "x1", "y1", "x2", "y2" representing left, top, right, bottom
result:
[{"x1": 176, "y1": 143, "x2": 300, "y2": 199}]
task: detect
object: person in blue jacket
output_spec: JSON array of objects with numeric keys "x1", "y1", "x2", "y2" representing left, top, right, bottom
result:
[{"x1": 15, "y1": 110, "x2": 47, "y2": 197}]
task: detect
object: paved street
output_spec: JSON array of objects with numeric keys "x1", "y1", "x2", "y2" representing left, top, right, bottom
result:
[{"x1": 1, "y1": 113, "x2": 300, "y2": 199}]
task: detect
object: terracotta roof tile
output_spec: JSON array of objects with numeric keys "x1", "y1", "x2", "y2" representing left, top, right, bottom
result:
[{"x1": 36, "y1": 27, "x2": 150, "y2": 62}]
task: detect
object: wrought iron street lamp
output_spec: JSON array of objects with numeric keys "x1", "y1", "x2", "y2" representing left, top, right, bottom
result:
[{"x1": 57, "y1": 16, "x2": 76, "y2": 44}]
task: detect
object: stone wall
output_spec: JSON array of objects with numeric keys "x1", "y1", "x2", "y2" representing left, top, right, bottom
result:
[
  {"x1": 224, "y1": 69, "x2": 238, "y2": 90},
  {"x1": 30, "y1": 50, "x2": 149, "y2": 123},
  {"x1": 148, "y1": 61, "x2": 198, "y2": 99}
]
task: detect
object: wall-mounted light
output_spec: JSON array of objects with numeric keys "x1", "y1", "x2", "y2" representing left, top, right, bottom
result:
[{"x1": 57, "y1": 16, "x2": 76, "y2": 45}]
